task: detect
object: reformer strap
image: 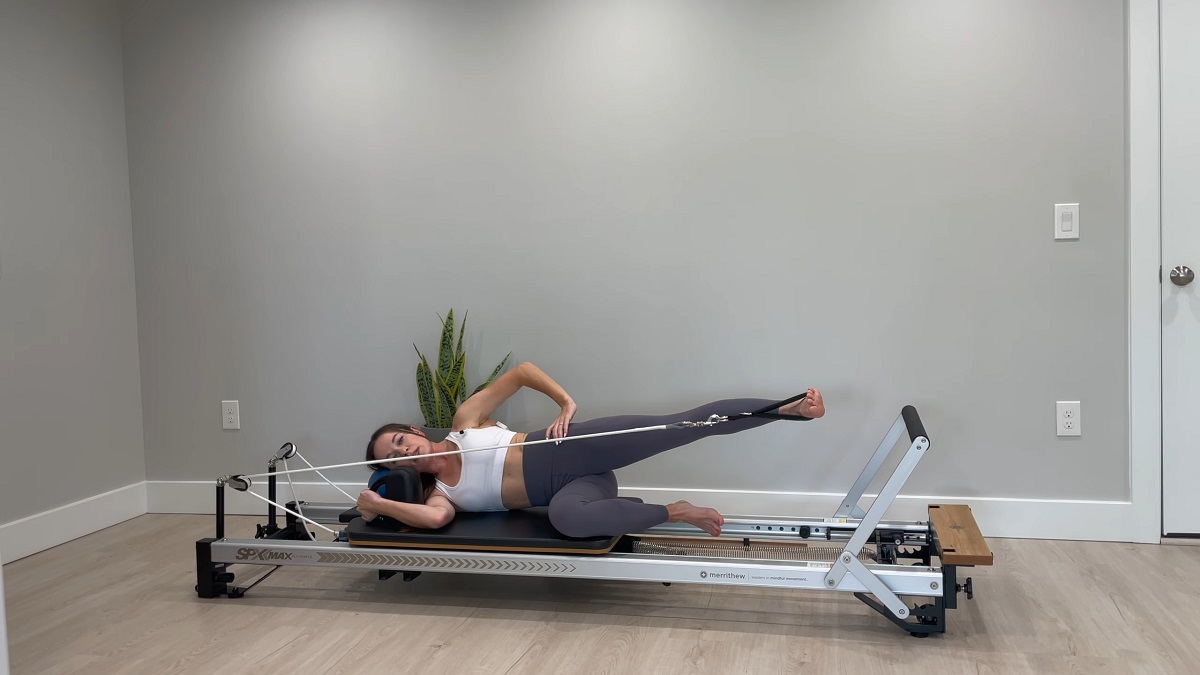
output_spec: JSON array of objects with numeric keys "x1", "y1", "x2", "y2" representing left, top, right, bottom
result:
[
  {"x1": 670, "y1": 393, "x2": 814, "y2": 428},
  {"x1": 747, "y1": 392, "x2": 815, "y2": 421}
]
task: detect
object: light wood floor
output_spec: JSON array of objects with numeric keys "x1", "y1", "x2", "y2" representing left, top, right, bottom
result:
[{"x1": 4, "y1": 514, "x2": 1199, "y2": 675}]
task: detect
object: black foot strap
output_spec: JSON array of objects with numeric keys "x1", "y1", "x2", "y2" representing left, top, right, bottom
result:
[
  {"x1": 746, "y1": 392, "x2": 814, "y2": 421},
  {"x1": 671, "y1": 393, "x2": 814, "y2": 428}
]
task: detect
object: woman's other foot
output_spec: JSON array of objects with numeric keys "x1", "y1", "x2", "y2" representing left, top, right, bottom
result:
[
  {"x1": 666, "y1": 500, "x2": 724, "y2": 537},
  {"x1": 780, "y1": 388, "x2": 825, "y2": 419}
]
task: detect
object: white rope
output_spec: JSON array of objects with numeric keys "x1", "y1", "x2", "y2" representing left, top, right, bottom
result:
[
  {"x1": 238, "y1": 421, "x2": 681, "y2": 481},
  {"x1": 282, "y1": 459, "x2": 315, "y2": 541},
  {"x1": 242, "y1": 490, "x2": 336, "y2": 536},
  {"x1": 293, "y1": 450, "x2": 356, "y2": 502}
]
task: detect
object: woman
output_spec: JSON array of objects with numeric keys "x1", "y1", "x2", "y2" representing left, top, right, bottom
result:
[{"x1": 357, "y1": 362, "x2": 825, "y2": 538}]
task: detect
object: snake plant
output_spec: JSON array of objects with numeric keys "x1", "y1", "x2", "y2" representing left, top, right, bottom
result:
[{"x1": 414, "y1": 309, "x2": 510, "y2": 428}]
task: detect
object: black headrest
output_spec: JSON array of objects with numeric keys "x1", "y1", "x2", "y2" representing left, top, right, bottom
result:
[{"x1": 368, "y1": 466, "x2": 424, "y2": 505}]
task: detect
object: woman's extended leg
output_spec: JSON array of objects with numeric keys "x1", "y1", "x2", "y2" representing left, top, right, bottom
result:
[
  {"x1": 521, "y1": 393, "x2": 822, "y2": 508},
  {"x1": 531, "y1": 398, "x2": 795, "y2": 478}
]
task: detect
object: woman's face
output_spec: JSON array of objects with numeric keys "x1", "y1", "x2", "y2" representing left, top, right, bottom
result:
[{"x1": 373, "y1": 429, "x2": 434, "y2": 471}]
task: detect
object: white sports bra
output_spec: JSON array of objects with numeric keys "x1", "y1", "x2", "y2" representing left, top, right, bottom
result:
[{"x1": 433, "y1": 424, "x2": 515, "y2": 512}]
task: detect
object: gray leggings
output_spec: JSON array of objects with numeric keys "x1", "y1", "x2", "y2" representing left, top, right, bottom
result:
[{"x1": 521, "y1": 398, "x2": 786, "y2": 537}]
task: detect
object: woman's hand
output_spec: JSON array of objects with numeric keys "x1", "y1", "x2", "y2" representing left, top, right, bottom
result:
[
  {"x1": 357, "y1": 489, "x2": 383, "y2": 521},
  {"x1": 547, "y1": 398, "x2": 578, "y2": 441}
]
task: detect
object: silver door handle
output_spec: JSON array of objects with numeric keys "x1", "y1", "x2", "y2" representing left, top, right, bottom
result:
[{"x1": 1170, "y1": 266, "x2": 1194, "y2": 286}]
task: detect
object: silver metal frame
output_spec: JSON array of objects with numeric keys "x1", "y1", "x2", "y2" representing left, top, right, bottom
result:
[
  {"x1": 210, "y1": 538, "x2": 943, "y2": 595},
  {"x1": 826, "y1": 432, "x2": 930, "y2": 617},
  {"x1": 201, "y1": 407, "x2": 961, "y2": 634}
]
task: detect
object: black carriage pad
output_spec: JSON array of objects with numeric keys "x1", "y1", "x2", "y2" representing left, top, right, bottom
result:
[{"x1": 346, "y1": 507, "x2": 623, "y2": 555}]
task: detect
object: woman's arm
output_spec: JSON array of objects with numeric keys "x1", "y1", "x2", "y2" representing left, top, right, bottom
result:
[
  {"x1": 357, "y1": 490, "x2": 456, "y2": 530},
  {"x1": 452, "y1": 361, "x2": 575, "y2": 432}
]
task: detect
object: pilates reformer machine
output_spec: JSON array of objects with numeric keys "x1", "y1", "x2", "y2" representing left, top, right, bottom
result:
[{"x1": 196, "y1": 404, "x2": 992, "y2": 637}]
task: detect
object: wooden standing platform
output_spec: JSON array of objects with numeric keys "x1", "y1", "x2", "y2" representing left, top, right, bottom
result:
[{"x1": 929, "y1": 504, "x2": 994, "y2": 566}]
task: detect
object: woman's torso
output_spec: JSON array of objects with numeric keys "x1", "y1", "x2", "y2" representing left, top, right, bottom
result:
[
  {"x1": 438, "y1": 424, "x2": 530, "y2": 510},
  {"x1": 501, "y1": 434, "x2": 530, "y2": 508}
]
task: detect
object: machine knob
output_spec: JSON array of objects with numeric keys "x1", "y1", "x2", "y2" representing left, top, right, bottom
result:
[{"x1": 1170, "y1": 266, "x2": 1194, "y2": 286}]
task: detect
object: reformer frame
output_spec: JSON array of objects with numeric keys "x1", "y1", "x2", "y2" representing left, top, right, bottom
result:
[{"x1": 196, "y1": 405, "x2": 992, "y2": 637}]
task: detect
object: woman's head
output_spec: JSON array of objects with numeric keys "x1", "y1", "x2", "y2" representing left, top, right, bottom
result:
[
  {"x1": 366, "y1": 422, "x2": 425, "y2": 471},
  {"x1": 366, "y1": 422, "x2": 437, "y2": 499}
]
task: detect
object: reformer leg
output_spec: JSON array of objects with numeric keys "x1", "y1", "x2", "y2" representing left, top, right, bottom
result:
[
  {"x1": 196, "y1": 539, "x2": 231, "y2": 599},
  {"x1": 861, "y1": 560, "x2": 962, "y2": 637},
  {"x1": 857, "y1": 594, "x2": 946, "y2": 637}
]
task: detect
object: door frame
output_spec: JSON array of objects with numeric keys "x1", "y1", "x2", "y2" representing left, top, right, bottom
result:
[
  {"x1": 1129, "y1": 0, "x2": 1162, "y2": 544},
  {"x1": 0, "y1": 541, "x2": 7, "y2": 675}
]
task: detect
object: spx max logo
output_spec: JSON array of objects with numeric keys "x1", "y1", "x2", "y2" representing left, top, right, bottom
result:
[
  {"x1": 700, "y1": 570, "x2": 746, "y2": 580},
  {"x1": 235, "y1": 548, "x2": 294, "y2": 562}
]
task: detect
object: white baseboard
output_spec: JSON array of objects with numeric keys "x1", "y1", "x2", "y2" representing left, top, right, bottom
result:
[
  {"x1": 0, "y1": 483, "x2": 148, "y2": 564},
  {"x1": 147, "y1": 480, "x2": 1143, "y2": 543}
]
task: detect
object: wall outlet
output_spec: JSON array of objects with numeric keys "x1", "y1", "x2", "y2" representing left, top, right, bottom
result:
[
  {"x1": 222, "y1": 400, "x2": 240, "y2": 430},
  {"x1": 1056, "y1": 401, "x2": 1080, "y2": 437}
]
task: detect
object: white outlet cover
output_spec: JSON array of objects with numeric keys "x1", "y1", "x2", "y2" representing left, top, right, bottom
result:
[
  {"x1": 1056, "y1": 401, "x2": 1081, "y2": 437},
  {"x1": 222, "y1": 400, "x2": 240, "y2": 430}
]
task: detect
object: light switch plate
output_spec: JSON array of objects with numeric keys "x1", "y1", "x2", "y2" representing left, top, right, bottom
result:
[{"x1": 1055, "y1": 203, "x2": 1079, "y2": 240}]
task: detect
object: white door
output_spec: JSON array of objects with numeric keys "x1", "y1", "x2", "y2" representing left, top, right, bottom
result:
[{"x1": 1162, "y1": 0, "x2": 1200, "y2": 536}]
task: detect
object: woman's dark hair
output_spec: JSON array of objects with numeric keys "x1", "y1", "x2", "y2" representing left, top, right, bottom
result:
[{"x1": 365, "y1": 422, "x2": 437, "y2": 500}]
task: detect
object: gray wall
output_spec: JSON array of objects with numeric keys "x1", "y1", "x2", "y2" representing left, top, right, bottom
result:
[
  {"x1": 123, "y1": 0, "x2": 1128, "y2": 502},
  {"x1": 0, "y1": 0, "x2": 145, "y2": 523}
]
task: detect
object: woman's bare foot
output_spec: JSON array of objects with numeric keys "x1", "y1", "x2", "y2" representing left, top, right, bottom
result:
[
  {"x1": 666, "y1": 500, "x2": 724, "y2": 537},
  {"x1": 780, "y1": 388, "x2": 825, "y2": 419}
]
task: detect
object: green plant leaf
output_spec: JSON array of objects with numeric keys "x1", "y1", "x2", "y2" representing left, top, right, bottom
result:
[
  {"x1": 450, "y1": 350, "x2": 467, "y2": 405},
  {"x1": 473, "y1": 352, "x2": 512, "y2": 395},
  {"x1": 437, "y1": 373, "x2": 457, "y2": 413},
  {"x1": 455, "y1": 310, "x2": 468, "y2": 365},
  {"x1": 434, "y1": 386, "x2": 450, "y2": 428},
  {"x1": 437, "y1": 309, "x2": 455, "y2": 382},
  {"x1": 415, "y1": 309, "x2": 510, "y2": 426},
  {"x1": 414, "y1": 348, "x2": 436, "y2": 426},
  {"x1": 429, "y1": 372, "x2": 448, "y2": 427}
]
